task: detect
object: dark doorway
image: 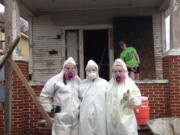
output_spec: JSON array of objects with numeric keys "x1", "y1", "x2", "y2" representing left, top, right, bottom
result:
[
  {"x1": 113, "y1": 16, "x2": 156, "y2": 79},
  {"x1": 83, "y1": 30, "x2": 109, "y2": 80}
]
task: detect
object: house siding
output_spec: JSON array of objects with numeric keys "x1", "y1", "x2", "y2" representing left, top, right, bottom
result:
[{"x1": 32, "y1": 16, "x2": 65, "y2": 82}]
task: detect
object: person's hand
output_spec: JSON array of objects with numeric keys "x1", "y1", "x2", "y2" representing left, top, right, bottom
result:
[
  {"x1": 123, "y1": 90, "x2": 130, "y2": 101},
  {"x1": 51, "y1": 106, "x2": 61, "y2": 113}
]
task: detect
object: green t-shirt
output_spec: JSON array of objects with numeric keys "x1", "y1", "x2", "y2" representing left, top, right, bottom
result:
[{"x1": 120, "y1": 47, "x2": 138, "y2": 68}]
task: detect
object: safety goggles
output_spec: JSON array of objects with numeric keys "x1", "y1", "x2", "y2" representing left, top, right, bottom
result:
[
  {"x1": 64, "y1": 67, "x2": 76, "y2": 72},
  {"x1": 112, "y1": 69, "x2": 124, "y2": 74}
]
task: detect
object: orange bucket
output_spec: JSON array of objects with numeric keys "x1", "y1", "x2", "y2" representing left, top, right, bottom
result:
[{"x1": 134, "y1": 96, "x2": 149, "y2": 125}]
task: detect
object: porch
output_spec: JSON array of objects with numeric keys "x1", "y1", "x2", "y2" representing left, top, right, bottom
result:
[{"x1": 1, "y1": 0, "x2": 180, "y2": 135}]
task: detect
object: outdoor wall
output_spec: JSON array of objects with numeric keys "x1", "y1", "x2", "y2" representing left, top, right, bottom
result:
[
  {"x1": 163, "y1": 56, "x2": 180, "y2": 117},
  {"x1": 137, "y1": 83, "x2": 169, "y2": 119},
  {"x1": 0, "y1": 109, "x2": 3, "y2": 135},
  {"x1": 0, "y1": 61, "x2": 28, "y2": 135},
  {"x1": 32, "y1": 15, "x2": 65, "y2": 83}
]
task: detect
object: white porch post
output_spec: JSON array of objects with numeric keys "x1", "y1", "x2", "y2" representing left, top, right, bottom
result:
[{"x1": 170, "y1": 0, "x2": 180, "y2": 50}]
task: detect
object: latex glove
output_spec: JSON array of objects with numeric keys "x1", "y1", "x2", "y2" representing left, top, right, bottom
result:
[
  {"x1": 123, "y1": 90, "x2": 130, "y2": 101},
  {"x1": 51, "y1": 105, "x2": 61, "y2": 113}
]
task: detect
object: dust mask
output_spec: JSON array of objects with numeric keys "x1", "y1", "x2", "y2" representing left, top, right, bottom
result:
[{"x1": 87, "y1": 71, "x2": 97, "y2": 81}]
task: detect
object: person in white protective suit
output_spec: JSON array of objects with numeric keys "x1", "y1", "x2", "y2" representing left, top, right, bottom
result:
[
  {"x1": 39, "y1": 57, "x2": 81, "y2": 135},
  {"x1": 106, "y1": 58, "x2": 141, "y2": 135},
  {"x1": 79, "y1": 60, "x2": 108, "y2": 135}
]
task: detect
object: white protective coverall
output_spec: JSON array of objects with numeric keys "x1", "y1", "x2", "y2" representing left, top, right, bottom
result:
[
  {"x1": 79, "y1": 60, "x2": 108, "y2": 135},
  {"x1": 39, "y1": 57, "x2": 81, "y2": 135},
  {"x1": 106, "y1": 58, "x2": 141, "y2": 135}
]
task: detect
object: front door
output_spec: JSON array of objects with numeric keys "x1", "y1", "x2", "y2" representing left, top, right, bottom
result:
[{"x1": 83, "y1": 29, "x2": 109, "y2": 80}]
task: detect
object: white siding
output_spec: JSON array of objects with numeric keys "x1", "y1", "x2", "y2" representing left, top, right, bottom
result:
[
  {"x1": 153, "y1": 13, "x2": 163, "y2": 79},
  {"x1": 42, "y1": 7, "x2": 155, "y2": 26},
  {"x1": 32, "y1": 16, "x2": 65, "y2": 83}
]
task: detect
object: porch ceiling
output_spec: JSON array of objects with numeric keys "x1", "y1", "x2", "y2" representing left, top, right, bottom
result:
[{"x1": 20, "y1": 0, "x2": 164, "y2": 13}]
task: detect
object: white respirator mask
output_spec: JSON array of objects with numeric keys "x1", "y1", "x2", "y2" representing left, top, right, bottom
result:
[{"x1": 87, "y1": 71, "x2": 98, "y2": 81}]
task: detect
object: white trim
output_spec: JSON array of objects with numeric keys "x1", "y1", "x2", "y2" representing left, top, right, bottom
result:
[
  {"x1": 63, "y1": 25, "x2": 113, "y2": 79},
  {"x1": 163, "y1": 48, "x2": 180, "y2": 57},
  {"x1": 62, "y1": 24, "x2": 112, "y2": 30},
  {"x1": 79, "y1": 29, "x2": 84, "y2": 79},
  {"x1": 135, "y1": 79, "x2": 168, "y2": 84},
  {"x1": 152, "y1": 13, "x2": 163, "y2": 79},
  {"x1": 29, "y1": 81, "x2": 44, "y2": 86},
  {"x1": 108, "y1": 28, "x2": 114, "y2": 79},
  {"x1": 13, "y1": 55, "x2": 29, "y2": 62},
  {"x1": 20, "y1": 32, "x2": 30, "y2": 39},
  {"x1": 29, "y1": 79, "x2": 169, "y2": 86}
]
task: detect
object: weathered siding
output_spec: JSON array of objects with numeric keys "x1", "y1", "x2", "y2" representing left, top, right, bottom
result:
[
  {"x1": 152, "y1": 13, "x2": 163, "y2": 79},
  {"x1": 41, "y1": 7, "x2": 155, "y2": 26},
  {"x1": 32, "y1": 16, "x2": 65, "y2": 82}
]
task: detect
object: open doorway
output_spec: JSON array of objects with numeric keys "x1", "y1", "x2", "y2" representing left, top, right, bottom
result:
[{"x1": 83, "y1": 30, "x2": 109, "y2": 80}]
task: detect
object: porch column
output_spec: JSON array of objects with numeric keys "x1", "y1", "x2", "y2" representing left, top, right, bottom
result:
[
  {"x1": 170, "y1": 0, "x2": 180, "y2": 49},
  {"x1": 163, "y1": 0, "x2": 180, "y2": 117}
]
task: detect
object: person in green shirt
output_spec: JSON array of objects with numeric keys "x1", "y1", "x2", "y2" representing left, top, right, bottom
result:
[{"x1": 119, "y1": 41, "x2": 140, "y2": 80}]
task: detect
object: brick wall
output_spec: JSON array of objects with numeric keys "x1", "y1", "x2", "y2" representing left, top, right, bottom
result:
[
  {"x1": 12, "y1": 61, "x2": 29, "y2": 135},
  {"x1": 137, "y1": 83, "x2": 169, "y2": 119},
  {"x1": 163, "y1": 56, "x2": 180, "y2": 117},
  {"x1": 0, "y1": 81, "x2": 4, "y2": 135},
  {"x1": 0, "y1": 109, "x2": 4, "y2": 135},
  {"x1": 0, "y1": 61, "x2": 51, "y2": 135},
  {"x1": 24, "y1": 86, "x2": 51, "y2": 135}
]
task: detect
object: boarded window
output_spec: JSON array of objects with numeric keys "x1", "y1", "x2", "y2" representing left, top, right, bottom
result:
[
  {"x1": 21, "y1": 36, "x2": 30, "y2": 60},
  {"x1": 113, "y1": 16, "x2": 156, "y2": 79}
]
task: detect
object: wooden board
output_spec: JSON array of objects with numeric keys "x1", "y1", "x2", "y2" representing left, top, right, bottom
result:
[{"x1": 0, "y1": 103, "x2": 3, "y2": 110}]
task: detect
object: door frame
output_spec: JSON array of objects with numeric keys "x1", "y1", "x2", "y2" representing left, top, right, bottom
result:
[
  {"x1": 65, "y1": 30, "x2": 80, "y2": 74},
  {"x1": 64, "y1": 24, "x2": 114, "y2": 80}
]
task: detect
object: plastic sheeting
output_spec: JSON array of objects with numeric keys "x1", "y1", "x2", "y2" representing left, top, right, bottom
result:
[{"x1": 147, "y1": 118, "x2": 180, "y2": 135}]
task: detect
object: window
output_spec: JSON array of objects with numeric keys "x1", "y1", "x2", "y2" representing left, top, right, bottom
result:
[
  {"x1": 21, "y1": 33, "x2": 30, "y2": 60},
  {"x1": 20, "y1": 17, "x2": 30, "y2": 60},
  {"x1": 0, "y1": 66, "x2": 4, "y2": 102},
  {"x1": 165, "y1": 15, "x2": 170, "y2": 51},
  {"x1": 0, "y1": 27, "x2": 5, "y2": 50},
  {"x1": 0, "y1": 4, "x2": 4, "y2": 13}
]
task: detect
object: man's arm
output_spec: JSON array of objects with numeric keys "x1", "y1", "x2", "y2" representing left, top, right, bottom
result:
[{"x1": 134, "y1": 51, "x2": 140, "y2": 64}]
